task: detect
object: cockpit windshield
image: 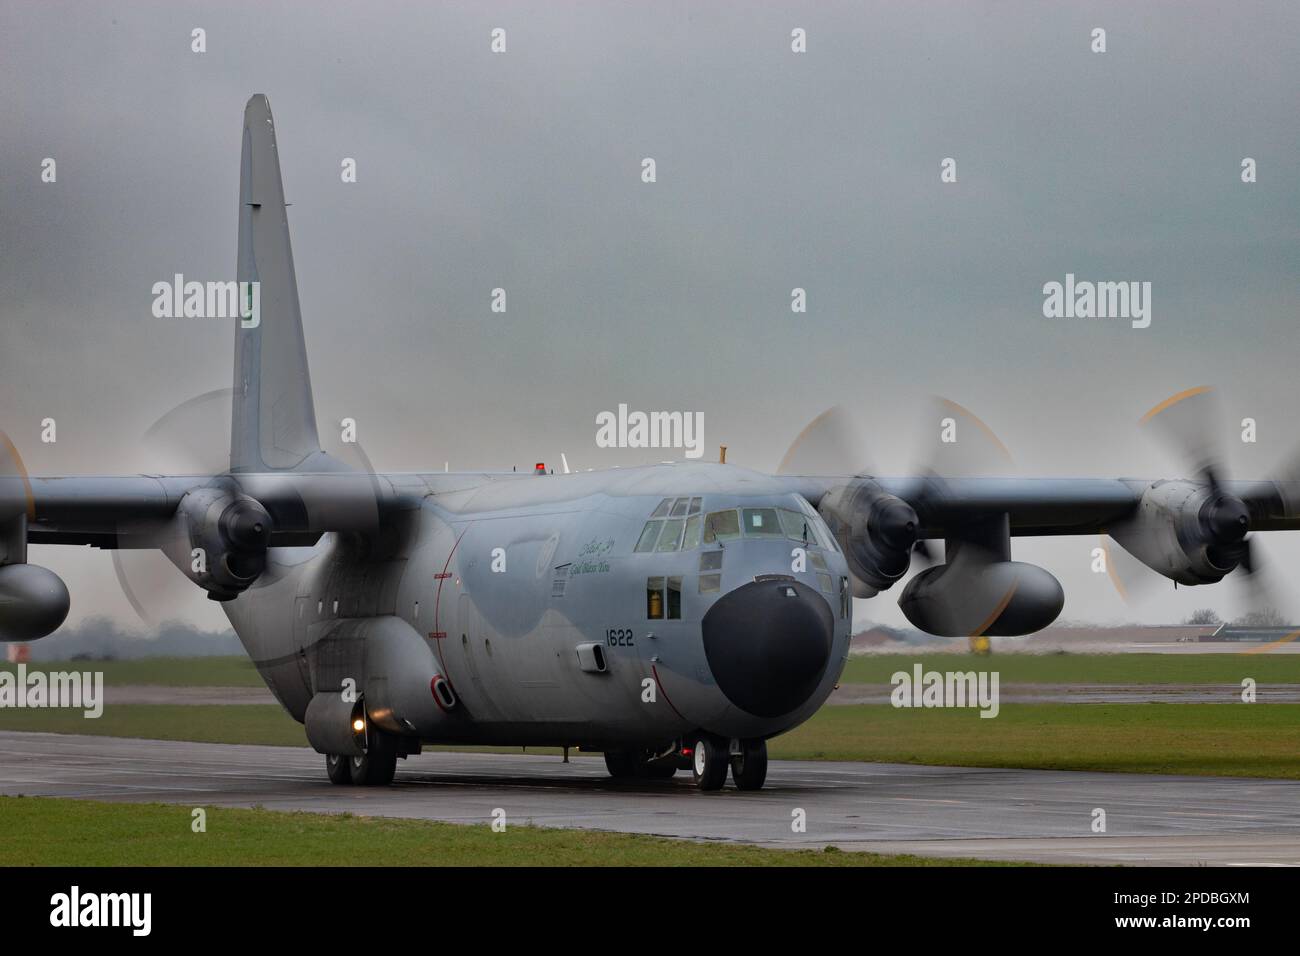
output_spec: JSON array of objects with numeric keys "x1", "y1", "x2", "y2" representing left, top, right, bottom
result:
[
  {"x1": 635, "y1": 498, "x2": 835, "y2": 553},
  {"x1": 702, "y1": 510, "x2": 740, "y2": 543}
]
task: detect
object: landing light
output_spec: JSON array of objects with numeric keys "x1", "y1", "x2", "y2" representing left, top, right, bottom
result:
[{"x1": 352, "y1": 718, "x2": 365, "y2": 732}]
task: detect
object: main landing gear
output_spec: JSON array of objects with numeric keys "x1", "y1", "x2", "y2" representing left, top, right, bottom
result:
[
  {"x1": 325, "y1": 729, "x2": 398, "y2": 786},
  {"x1": 605, "y1": 736, "x2": 768, "y2": 791}
]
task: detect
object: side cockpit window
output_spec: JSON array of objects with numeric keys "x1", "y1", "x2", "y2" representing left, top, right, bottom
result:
[{"x1": 779, "y1": 508, "x2": 810, "y2": 542}]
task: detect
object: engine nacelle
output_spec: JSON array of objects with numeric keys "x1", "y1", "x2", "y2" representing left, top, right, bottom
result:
[
  {"x1": 898, "y1": 559, "x2": 1064, "y2": 636},
  {"x1": 166, "y1": 485, "x2": 272, "y2": 600},
  {"x1": 1109, "y1": 480, "x2": 1246, "y2": 585},
  {"x1": 0, "y1": 563, "x2": 70, "y2": 642},
  {"x1": 304, "y1": 615, "x2": 456, "y2": 749},
  {"x1": 818, "y1": 479, "x2": 919, "y2": 597}
]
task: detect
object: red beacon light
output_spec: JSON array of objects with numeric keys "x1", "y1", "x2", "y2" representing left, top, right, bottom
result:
[{"x1": 534, "y1": 462, "x2": 546, "y2": 475}]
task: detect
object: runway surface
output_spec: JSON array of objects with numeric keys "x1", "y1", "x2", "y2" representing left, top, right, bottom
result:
[{"x1": 2, "y1": 730, "x2": 1298, "y2": 865}]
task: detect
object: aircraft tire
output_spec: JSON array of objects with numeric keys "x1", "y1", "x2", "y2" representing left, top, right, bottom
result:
[
  {"x1": 350, "y1": 732, "x2": 398, "y2": 786},
  {"x1": 690, "y1": 734, "x2": 729, "y2": 791},
  {"x1": 604, "y1": 751, "x2": 638, "y2": 778},
  {"x1": 730, "y1": 739, "x2": 768, "y2": 791},
  {"x1": 325, "y1": 753, "x2": 352, "y2": 785}
]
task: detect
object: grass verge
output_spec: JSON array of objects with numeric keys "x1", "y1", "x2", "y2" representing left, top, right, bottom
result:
[{"x1": 0, "y1": 797, "x2": 1002, "y2": 866}]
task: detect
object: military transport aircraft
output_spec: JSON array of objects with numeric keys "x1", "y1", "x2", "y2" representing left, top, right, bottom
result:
[{"x1": 2, "y1": 96, "x2": 1297, "y2": 791}]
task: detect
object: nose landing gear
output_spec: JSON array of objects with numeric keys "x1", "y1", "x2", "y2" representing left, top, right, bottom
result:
[
  {"x1": 689, "y1": 735, "x2": 729, "y2": 790},
  {"x1": 604, "y1": 737, "x2": 769, "y2": 791},
  {"x1": 689, "y1": 735, "x2": 768, "y2": 791},
  {"x1": 729, "y1": 739, "x2": 768, "y2": 790}
]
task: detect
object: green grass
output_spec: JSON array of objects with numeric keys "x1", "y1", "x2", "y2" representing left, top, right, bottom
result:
[
  {"x1": 2, "y1": 701, "x2": 1297, "y2": 779},
  {"x1": 0, "y1": 797, "x2": 1001, "y2": 866},
  {"x1": 840, "y1": 652, "x2": 1300, "y2": 685},
  {"x1": 770, "y1": 703, "x2": 1300, "y2": 778},
  {"x1": 0, "y1": 656, "x2": 262, "y2": 687},
  {"x1": 0, "y1": 704, "x2": 307, "y2": 746}
]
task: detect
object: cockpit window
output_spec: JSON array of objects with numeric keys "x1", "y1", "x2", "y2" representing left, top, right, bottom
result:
[
  {"x1": 639, "y1": 501, "x2": 833, "y2": 553},
  {"x1": 742, "y1": 508, "x2": 782, "y2": 536},
  {"x1": 703, "y1": 510, "x2": 741, "y2": 543},
  {"x1": 682, "y1": 514, "x2": 703, "y2": 550},
  {"x1": 634, "y1": 520, "x2": 662, "y2": 553},
  {"x1": 779, "y1": 508, "x2": 810, "y2": 541},
  {"x1": 815, "y1": 520, "x2": 839, "y2": 553},
  {"x1": 793, "y1": 498, "x2": 839, "y2": 553},
  {"x1": 655, "y1": 518, "x2": 685, "y2": 552}
]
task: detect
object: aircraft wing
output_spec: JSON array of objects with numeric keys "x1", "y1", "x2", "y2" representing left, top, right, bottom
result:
[
  {"x1": 6, "y1": 471, "x2": 400, "y2": 552},
  {"x1": 781, "y1": 475, "x2": 1300, "y2": 537}
]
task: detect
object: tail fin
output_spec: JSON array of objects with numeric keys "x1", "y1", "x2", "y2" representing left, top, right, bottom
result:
[{"x1": 231, "y1": 94, "x2": 321, "y2": 473}]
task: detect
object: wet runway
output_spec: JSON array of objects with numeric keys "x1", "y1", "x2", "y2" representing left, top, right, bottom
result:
[{"x1": 2, "y1": 731, "x2": 1298, "y2": 865}]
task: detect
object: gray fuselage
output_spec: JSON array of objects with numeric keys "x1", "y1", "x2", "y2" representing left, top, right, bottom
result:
[{"x1": 225, "y1": 462, "x2": 852, "y2": 752}]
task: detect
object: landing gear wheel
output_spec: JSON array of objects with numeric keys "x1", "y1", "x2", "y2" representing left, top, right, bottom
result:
[
  {"x1": 350, "y1": 731, "x2": 398, "y2": 786},
  {"x1": 730, "y1": 739, "x2": 768, "y2": 791},
  {"x1": 326, "y1": 753, "x2": 352, "y2": 785},
  {"x1": 691, "y1": 735, "x2": 729, "y2": 791},
  {"x1": 604, "y1": 751, "x2": 638, "y2": 779}
]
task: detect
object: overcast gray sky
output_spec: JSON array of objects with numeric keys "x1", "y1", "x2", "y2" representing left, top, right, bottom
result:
[{"x1": 2, "y1": 1, "x2": 1298, "y2": 632}]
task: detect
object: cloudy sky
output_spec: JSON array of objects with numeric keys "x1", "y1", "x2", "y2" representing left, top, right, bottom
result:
[{"x1": 2, "y1": 1, "x2": 1298, "y2": 632}]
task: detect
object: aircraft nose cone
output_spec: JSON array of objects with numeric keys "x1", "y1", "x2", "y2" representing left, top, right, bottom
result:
[{"x1": 701, "y1": 579, "x2": 834, "y2": 719}]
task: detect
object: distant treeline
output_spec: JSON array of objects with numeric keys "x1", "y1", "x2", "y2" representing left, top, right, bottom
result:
[{"x1": 19, "y1": 617, "x2": 242, "y2": 661}]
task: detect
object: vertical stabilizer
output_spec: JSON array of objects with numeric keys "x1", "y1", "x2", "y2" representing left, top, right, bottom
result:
[{"x1": 232, "y1": 94, "x2": 321, "y2": 472}]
